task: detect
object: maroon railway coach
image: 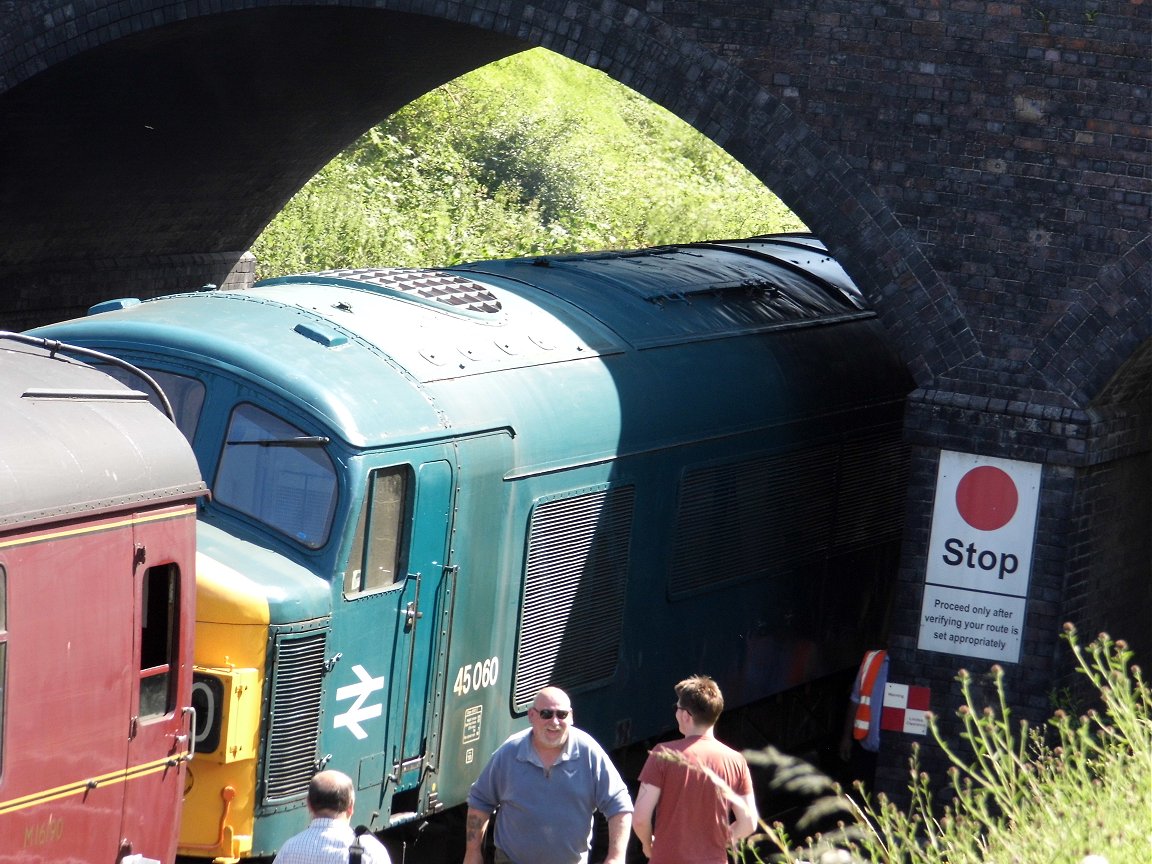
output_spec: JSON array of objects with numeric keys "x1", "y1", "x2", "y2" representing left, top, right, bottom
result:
[{"x1": 0, "y1": 334, "x2": 206, "y2": 863}]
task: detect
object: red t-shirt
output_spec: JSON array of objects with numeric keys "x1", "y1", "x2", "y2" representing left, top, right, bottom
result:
[{"x1": 637, "y1": 735, "x2": 754, "y2": 864}]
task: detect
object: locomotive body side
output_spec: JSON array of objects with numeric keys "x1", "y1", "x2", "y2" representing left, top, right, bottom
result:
[
  {"x1": 31, "y1": 236, "x2": 913, "y2": 859},
  {"x1": 427, "y1": 242, "x2": 911, "y2": 809},
  {"x1": 0, "y1": 338, "x2": 205, "y2": 863}
]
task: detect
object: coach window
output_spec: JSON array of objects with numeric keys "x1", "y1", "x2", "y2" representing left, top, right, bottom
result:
[
  {"x1": 139, "y1": 564, "x2": 179, "y2": 718},
  {"x1": 344, "y1": 466, "x2": 410, "y2": 597},
  {"x1": 215, "y1": 404, "x2": 337, "y2": 549}
]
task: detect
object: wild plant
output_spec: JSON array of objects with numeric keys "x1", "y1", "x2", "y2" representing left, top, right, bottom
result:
[{"x1": 732, "y1": 625, "x2": 1149, "y2": 864}]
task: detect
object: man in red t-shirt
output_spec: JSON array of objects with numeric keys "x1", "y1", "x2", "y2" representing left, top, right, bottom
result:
[{"x1": 633, "y1": 675, "x2": 758, "y2": 863}]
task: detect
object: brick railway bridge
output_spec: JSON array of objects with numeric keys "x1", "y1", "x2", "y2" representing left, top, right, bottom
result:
[{"x1": 1, "y1": 1, "x2": 1148, "y2": 801}]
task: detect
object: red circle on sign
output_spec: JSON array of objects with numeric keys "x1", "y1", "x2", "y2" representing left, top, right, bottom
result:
[{"x1": 955, "y1": 466, "x2": 1018, "y2": 531}]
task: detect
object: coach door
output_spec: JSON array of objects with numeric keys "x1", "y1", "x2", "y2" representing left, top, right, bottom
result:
[
  {"x1": 121, "y1": 516, "x2": 195, "y2": 862},
  {"x1": 336, "y1": 456, "x2": 454, "y2": 802}
]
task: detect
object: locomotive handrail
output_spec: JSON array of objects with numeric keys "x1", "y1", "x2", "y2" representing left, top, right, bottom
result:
[
  {"x1": 0, "y1": 330, "x2": 176, "y2": 422},
  {"x1": 390, "y1": 569, "x2": 423, "y2": 785}
]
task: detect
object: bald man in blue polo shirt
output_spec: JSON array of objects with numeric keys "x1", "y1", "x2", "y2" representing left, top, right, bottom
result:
[{"x1": 463, "y1": 687, "x2": 633, "y2": 864}]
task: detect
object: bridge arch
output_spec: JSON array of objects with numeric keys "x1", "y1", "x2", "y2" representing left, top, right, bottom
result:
[
  {"x1": 0, "y1": 0, "x2": 985, "y2": 390},
  {"x1": 2, "y1": 0, "x2": 1149, "y2": 807}
]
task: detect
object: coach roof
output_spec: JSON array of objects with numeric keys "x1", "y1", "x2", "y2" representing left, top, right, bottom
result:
[{"x1": 0, "y1": 341, "x2": 206, "y2": 527}]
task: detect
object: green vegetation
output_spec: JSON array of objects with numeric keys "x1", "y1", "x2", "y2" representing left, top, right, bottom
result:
[
  {"x1": 250, "y1": 47, "x2": 1151, "y2": 864},
  {"x1": 743, "y1": 626, "x2": 1151, "y2": 864},
  {"x1": 252, "y1": 48, "x2": 802, "y2": 278}
]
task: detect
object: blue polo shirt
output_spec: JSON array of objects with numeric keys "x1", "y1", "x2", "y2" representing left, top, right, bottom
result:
[{"x1": 467, "y1": 726, "x2": 633, "y2": 864}]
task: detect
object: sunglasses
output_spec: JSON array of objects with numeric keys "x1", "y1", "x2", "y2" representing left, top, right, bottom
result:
[{"x1": 534, "y1": 708, "x2": 570, "y2": 720}]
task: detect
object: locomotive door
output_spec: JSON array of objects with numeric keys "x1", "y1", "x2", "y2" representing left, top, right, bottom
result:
[
  {"x1": 335, "y1": 456, "x2": 453, "y2": 801},
  {"x1": 391, "y1": 459, "x2": 453, "y2": 780},
  {"x1": 121, "y1": 513, "x2": 195, "y2": 862}
]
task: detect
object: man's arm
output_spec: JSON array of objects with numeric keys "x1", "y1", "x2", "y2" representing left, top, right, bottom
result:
[
  {"x1": 631, "y1": 782, "x2": 661, "y2": 859},
  {"x1": 603, "y1": 811, "x2": 633, "y2": 864},
  {"x1": 729, "y1": 791, "x2": 759, "y2": 845},
  {"x1": 462, "y1": 808, "x2": 491, "y2": 864}
]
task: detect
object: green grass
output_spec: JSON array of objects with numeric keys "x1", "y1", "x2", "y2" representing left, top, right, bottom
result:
[{"x1": 252, "y1": 48, "x2": 802, "y2": 278}]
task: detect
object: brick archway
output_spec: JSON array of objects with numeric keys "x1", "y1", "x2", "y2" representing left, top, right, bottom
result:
[
  {"x1": 1, "y1": 0, "x2": 984, "y2": 391},
  {"x1": 3, "y1": 0, "x2": 1149, "y2": 805}
]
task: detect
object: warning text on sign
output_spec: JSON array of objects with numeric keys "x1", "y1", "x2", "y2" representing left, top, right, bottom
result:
[{"x1": 918, "y1": 584, "x2": 1025, "y2": 663}]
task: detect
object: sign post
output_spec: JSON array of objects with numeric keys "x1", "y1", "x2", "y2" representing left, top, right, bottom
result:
[{"x1": 917, "y1": 451, "x2": 1042, "y2": 663}]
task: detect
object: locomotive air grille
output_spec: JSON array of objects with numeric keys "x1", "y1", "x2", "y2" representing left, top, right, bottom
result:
[
  {"x1": 670, "y1": 446, "x2": 838, "y2": 597},
  {"x1": 832, "y1": 428, "x2": 911, "y2": 547},
  {"x1": 513, "y1": 486, "x2": 635, "y2": 709},
  {"x1": 263, "y1": 630, "x2": 328, "y2": 804},
  {"x1": 313, "y1": 268, "x2": 503, "y2": 314}
]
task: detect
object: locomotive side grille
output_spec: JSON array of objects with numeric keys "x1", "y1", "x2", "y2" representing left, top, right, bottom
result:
[
  {"x1": 670, "y1": 447, "x2": 838, "y2": 597},
  {"x1": 832, "y1": 427, "x2": 910, "y2": 547},
  {"x1": 513, "y1": 486, "x2": 635, "y2": 709},
  {"x1": 263, "y1": 630, "x2": 327, "y2": 804}
]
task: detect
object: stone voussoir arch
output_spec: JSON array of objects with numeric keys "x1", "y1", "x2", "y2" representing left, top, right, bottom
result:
[
  {"x1": 0, "y1": 0, "x2": 981, "y2": 390},
  {"x1": 2, "y1": 0, "x2": 1149, "y2": 815}
]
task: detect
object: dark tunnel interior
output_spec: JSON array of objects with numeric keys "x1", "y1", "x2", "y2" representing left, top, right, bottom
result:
[{"x1": 0, "y1": 7, "x2": 527, "y2": 266}]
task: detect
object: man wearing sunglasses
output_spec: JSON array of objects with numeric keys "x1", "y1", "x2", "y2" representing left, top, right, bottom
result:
[{"x1": 463, "y1": 686, "x2": 633, "y2": 864}]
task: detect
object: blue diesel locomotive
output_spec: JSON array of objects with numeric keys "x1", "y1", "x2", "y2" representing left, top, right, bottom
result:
[{"x1": 34, "y1": 235, "x2": 913, "y2": 860}]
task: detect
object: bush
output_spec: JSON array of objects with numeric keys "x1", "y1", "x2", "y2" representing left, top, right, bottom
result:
[
  {"x1": 252, "y1": 49, "x2": 802, "y2": 278},
  {"x1": 741, "y1": 626, "x2": 1150, "y2": 864}
]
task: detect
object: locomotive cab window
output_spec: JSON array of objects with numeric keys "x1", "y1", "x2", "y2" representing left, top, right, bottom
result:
[
  {"x1": 101, "y1": 365, "x2": 206, "y2": 443},
  {"x1": 344, "y1": 466, "x2": 411, "y2": 597},
  {"x1": 139, "y1": 564, "x2": 179, "y2": 718},
  {"x1": 215, "y1": 403, "x2": 337, "y2": 549}
]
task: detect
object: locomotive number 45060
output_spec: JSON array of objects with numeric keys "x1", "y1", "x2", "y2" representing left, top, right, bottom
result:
[{"x1": 453, "y1": 657, "x2": 499, "y2": 696}]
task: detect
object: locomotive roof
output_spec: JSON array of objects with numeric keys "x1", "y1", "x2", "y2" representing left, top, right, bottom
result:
[
  {"x1": 0, "y1": 339, "x2": 206, "y2": 528},
  {"x1": 32, "y1": 235, "x2": 894, "y2": 451},
  {"x1": 254, "y1": 234, "x2": 868, "y2": 362}
]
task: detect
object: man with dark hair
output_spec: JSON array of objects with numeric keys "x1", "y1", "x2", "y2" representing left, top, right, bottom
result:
[
  {"x1": 273, "y1": 769, "x2": 391, "y2": 864},
  {"x1": 632, "y1": 675, "x2": 758, "y2": 864}
]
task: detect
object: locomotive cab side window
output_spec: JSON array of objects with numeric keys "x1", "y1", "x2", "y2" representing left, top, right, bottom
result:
[
  {"x1": 139, "y1": 564, "x2": 179, "y2": 718},
  {"x1": 344, "y1": 466, "x2": 411, "y2": 597},
  {"x1": 215, "y1": 403, "x2": 337, "y2": 549}
]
